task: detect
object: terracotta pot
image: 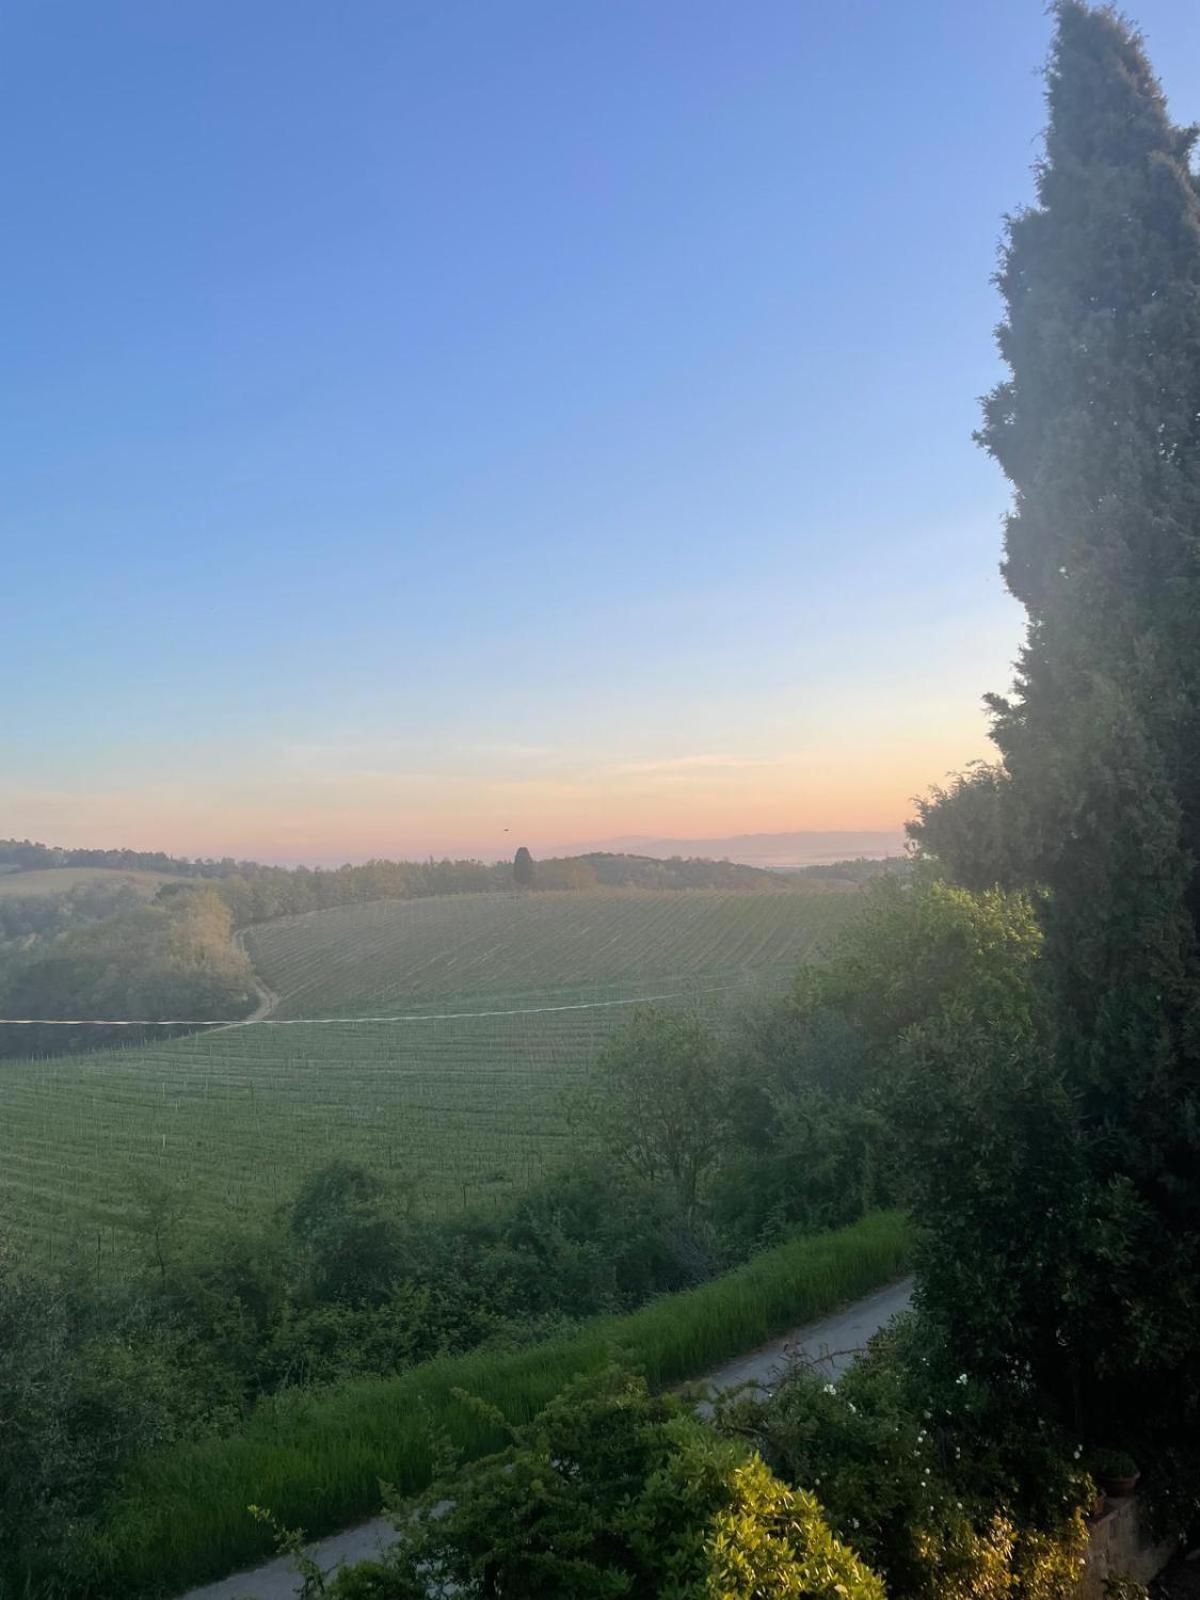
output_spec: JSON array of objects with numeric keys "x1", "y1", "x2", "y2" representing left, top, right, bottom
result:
[{"x1": 1101, "y1": 1473, "x2": 1140, "y2": 1498}]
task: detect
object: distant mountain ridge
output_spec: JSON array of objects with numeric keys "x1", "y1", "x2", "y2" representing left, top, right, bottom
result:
[{"x1": 560, "y1": 830, "x2": 906, "y2": 870}]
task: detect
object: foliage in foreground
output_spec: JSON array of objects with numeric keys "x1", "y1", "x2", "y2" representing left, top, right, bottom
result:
[
  {"x1": 715, "y1": 874, "x2": 1040, "y2": 1249},
  {"x1": 719, "y1": 1317, "x2": 1090, "y2": 1600},
  {"x1": 0, "y1": 1153, "x2": 712, "y2": 1593},
  {"x1": 82, "y1": 1211, "x2": 910, "y2": 1596},
  {"x1": 265, "y1": 1336, "x2": 1089, "y2": 1600},
  {"x1": 277, "y1": 1368, "x2": 887, "y2": 1600}
]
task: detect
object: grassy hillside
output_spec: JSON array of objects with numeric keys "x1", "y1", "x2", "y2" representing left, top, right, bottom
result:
[
  {"x1": 0, "y1": 865, "x2": 173, "y2": 898},
  {"x1": 0, "y1": 889, "x2": 858, "y2": 1257},
  {"x1": 246, "y1": 887, "x2": 852, "y2": 1017}
]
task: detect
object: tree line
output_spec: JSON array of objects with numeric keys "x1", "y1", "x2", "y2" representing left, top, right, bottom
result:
[{"x1": 0, "y1": 888, "x2": 255, "y2": 1057}]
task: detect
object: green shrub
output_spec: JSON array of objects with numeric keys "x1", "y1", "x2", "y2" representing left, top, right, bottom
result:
[
  {"x1": 0, "y1": 1247, "x2": 243, "y2": 1595},
  {"x1": 704, "y1": 1455, "x2": 885, "y2": 1600},
  {"x1": 714, "y1": 877, "x2": 1040, "y2": 1251},
  {"x1": 1088, "y1": 1450, "x2": 1137, "y2": 1481},
  {"x1": 309, "y1": 1368, "x2": 886, "y2": 1600},
  {"x1": 87, "y1": 1210, "x2": 911, "y2": 1595},
  {"x1": 584, "y1": 1007, "x2": 731, "y2": 1221},
  {"x1": 718, "y1": 1317, "x2": 1090, "y2": 1600}
]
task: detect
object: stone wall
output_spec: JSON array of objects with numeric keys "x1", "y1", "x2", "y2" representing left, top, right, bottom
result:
[{"x1": 1078, "y1": 1496, "x2": 1175, "y2": 1600}]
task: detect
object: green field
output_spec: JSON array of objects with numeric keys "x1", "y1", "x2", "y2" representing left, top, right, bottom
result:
[
  {"x1": 0, "y1": 865, "x2": 174, "y2": 898},
  {"x1": 247, "y1": 887, "x2": 849, "y2": 1015},
  {"x1": 0, "y1": 889, "x2": 858, "y2": 1257}
]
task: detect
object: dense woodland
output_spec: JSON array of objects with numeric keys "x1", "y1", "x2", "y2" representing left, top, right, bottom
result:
[{"x1": 0, "y1": 888, "x2": 255, "y2": 1058}]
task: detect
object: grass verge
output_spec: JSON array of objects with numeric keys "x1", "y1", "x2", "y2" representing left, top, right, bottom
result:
[{"x1": 89, "y1": 1209, "x2": 912, "y2": 1597}]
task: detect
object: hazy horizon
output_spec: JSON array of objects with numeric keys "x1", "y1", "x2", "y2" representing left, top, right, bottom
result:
[{"x1": 7, "y1": 825, "x2": 908, "y2": 873}]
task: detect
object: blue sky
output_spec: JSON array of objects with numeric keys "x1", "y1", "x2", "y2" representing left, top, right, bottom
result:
[{"x1": 3, "y1": 0, "x2": 1198, "y2": 861}]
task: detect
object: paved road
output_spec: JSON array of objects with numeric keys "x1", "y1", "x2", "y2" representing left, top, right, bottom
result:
[
  {"x1": 699, "y1": 1274, "x2": 914, "y2": 1397},
  {"x1": 180, "y1": 1276, "x2": 914, "y2": 1600}
]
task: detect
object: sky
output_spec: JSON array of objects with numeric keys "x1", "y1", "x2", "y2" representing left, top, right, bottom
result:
[{"x1": 3, "y1": 0, "x2": 1198, "y2": 864}]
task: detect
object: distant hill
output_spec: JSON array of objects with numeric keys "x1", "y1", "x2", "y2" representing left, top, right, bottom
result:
[
  {"x1": 0, "y1": 865, "x2": 174, "y2": 899},
  {"x1": 788, "y1": 856, "x2": 909, "y2": 885},
  {"x1": 0, "y1": 839, "x2": 810, "y2": 945},
  {"x1": 563, "y1": 830, "x2": 906, "y2": 871},
  {"x1": 571, "y1": 852, "x2": 796, "y2": 891}
]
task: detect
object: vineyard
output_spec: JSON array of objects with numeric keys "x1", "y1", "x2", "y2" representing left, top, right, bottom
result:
[
  {"x1": 0, "y1": 888, "x2": 859, "y2": 1260},
  {"x1": 245, "y1": 888, "x2": 847, "y2": 1016}
]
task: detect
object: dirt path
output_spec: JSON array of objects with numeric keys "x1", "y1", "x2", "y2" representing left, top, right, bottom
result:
[
  {"x1": 177, "y1": 1276, "x2": 914, "y2": 1600},
  {"x1": 215, "y1": 931, "x2": 280, "y2": 1031}
]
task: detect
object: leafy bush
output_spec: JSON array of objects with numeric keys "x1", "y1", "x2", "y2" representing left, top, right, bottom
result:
[
  {"x1": 0, "y1": 1246, "x2": 243, "y2": 1594},
  {"x1": 716, "y1": 995, "x2": 889, "y2": 1248},
  {"x1": 309, "y1": 1368, "x2": 886, "y2": 1600},
  {"x1": 791, "y1": 875, "x2": 1042, "y2": 1049},
  {"x1": 705, "y1": 1454, "x2": 885, "y2": 1600},
  {"x1": 584, "y1": 1007, "x2": 732, "y2": 1220},
  {"x1": 716, "y1": 1319, "x2": 1090, "y2": 1600},
  {"x1": 713, "y1": 877, "x2": 1040, "y2": 1251},
  {"x1": 87, "y1": 1210, "x2": 910, "y2": 1594},
  {"x1": 287, "y1": 1161, "x2": 404, "y2": 1306}
]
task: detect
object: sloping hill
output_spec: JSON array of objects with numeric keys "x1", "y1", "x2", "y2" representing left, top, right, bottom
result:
[
  {"x1": 0, "y1": 888, "x2": 859, "y2": 1254},
  {"x1": 0, "y1": 865, "x2": 173, "y2": 898},
  {"x1": 246, "y1": 887, "x2": 852, "y2": 1018}
]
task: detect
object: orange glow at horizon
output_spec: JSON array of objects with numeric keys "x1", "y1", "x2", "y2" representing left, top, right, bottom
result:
[{"x1": 3, "y1": 727, "x2": 989, "y2": 863}]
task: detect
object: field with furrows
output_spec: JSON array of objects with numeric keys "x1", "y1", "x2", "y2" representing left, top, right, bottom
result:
[
  {"x1": 0, "y1": 888, "x2": 859, "y2": 1261},
  {"x1": 244, "y1": 888, "x2": 851, "y2": 1016}
]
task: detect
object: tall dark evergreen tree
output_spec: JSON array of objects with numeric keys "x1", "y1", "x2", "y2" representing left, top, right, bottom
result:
[
  {"x1": 918, "y1": 2, "x2": 1200, "y2": 1479},
  {"x1": 513, "y1": 846, "x2": 536, "y2": 889}
]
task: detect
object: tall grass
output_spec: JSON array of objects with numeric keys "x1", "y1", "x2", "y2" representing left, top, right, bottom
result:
[{"x1": 90, "y1": 1210, "x2": 912, "y2": 1597}]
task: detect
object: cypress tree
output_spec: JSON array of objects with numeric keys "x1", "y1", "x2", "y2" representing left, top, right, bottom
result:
[{"x1": 926, "y1": 1, "x2": 1200, "y2": 1471}]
